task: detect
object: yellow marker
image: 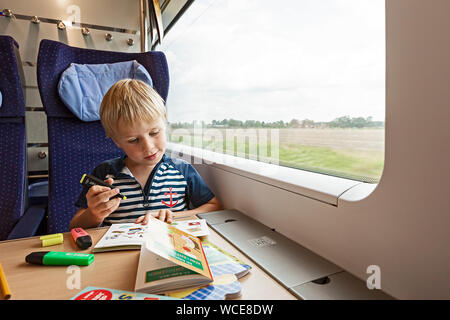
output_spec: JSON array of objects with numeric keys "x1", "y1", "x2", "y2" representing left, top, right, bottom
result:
[
  {"x1": 40, "y1": 233, "x2": 63, "y2": 240},
  {"x1": 40, "y1": 233, "x2": 64, "y2": 247},
  {"x1": 0, "y1": 263, "x2": 12, "y2": 300}
]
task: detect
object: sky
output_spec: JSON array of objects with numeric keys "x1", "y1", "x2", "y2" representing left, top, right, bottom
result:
[{"x1": 159, "y1": 0, "x2": 385, "y2": 123}]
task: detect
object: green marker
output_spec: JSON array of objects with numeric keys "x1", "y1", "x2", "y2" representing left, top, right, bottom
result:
[{"x1": 25, "y1": 251, "x2": 94, "y2": 266}]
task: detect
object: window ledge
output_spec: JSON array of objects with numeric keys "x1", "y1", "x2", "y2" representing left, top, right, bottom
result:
[
  {"x1": 167, "y1": 142, "x2": 371, "y2": 206},
  {"x1": 337, "y1": 182, "x2": 378, "y2": 204}
]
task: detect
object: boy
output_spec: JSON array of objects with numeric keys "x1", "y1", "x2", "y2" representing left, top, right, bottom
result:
[{"x1": 69, "y1": 79, "x2": 222, "y2": 229}]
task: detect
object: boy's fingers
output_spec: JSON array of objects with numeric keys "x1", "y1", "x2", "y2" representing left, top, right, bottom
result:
[
  {"x1": 104, "y1": 177, "x2": 114, "y2": 184},
  {"x1": 87, "y1": 179, "x2": 117, "y2": 197},
  {"x1": 97, "y1": 198, "x2": 120, "y2": 214},
  {"x1": 108, "y1": 188, "x2": 120, "y2": 199},
  {"x1": 87, "y1": 185, "x2": 110, "y2": 196},
  {"x1": 158, "y1": 210, "x2": 167, "y2": 221},
  {"x1": 97, "y1": 188, "x2": 119, "y2": 203},
  {"x1": 166, "y1": 211, "x2": 174, "y2": 223},
  {"x1": 89, "y1": 191, "x2": 120, "y2": 212},
  {"x1": 104, "y1": 197, "x2": 120, "y2": 211},
  {"x1": 87, "y1": 188, "x2": 117, "y2": 208},
  {"x1": 136, "y1": 213, "x2": 151, "y2": 225},
  {"x1": 135, "y1": 215, "x2": 145, "y2": 223}
]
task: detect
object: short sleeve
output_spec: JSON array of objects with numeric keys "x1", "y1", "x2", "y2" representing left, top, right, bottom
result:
[{"x1": 184, "y1": 164, "x2": 215, "y2": 208}]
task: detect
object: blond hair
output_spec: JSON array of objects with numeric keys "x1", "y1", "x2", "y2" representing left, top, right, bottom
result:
[{"x1": 100, "y1": 79, "x2": 166, "y2": 138}]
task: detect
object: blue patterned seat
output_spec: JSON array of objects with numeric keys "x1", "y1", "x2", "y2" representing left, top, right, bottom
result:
[
  {"x1": 37, "y1": 39, "x2": 170, "y2": 233},
  {"x1": 0, "y1": 36, "x2": 26, "y2": 240},
  {"x1": 0, "y1": 36, "x2": 47, "y2": 240}
]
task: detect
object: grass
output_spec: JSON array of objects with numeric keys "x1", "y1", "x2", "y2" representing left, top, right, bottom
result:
[
  {"x1": 168, "y1": 132, "x2": 384, "y2": 183},
  {"x1": 278, "y1": 144, "x2": 384, "y2": 182}
]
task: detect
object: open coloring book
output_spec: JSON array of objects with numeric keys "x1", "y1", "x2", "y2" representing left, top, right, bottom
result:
[
  {"x1": 92, "y1": 223, "x2": 148, "y2": 252},
  {"x1": 93, "y1": 219, "x2": 210, "y2": 252}
]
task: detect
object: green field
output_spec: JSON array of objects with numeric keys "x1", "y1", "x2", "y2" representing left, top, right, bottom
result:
[
  {"x1": 168, "y1": 128, "x2": 384, "y2": 183},
  {"x1": 278, "y1": 144, "x2": 383, "y2": 182}
]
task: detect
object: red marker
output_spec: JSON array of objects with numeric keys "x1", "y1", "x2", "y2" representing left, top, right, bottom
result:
[{"x1": 71, "y1": 228, "x2": 92, "y2": 250}]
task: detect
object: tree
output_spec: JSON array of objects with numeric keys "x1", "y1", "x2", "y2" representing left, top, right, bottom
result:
[
  {"x1": 289, "y1": 119, "x2": 301, "y2": 128},
  {"x1": 301, "y1": 119, "x2": 315, "y2": 128}
]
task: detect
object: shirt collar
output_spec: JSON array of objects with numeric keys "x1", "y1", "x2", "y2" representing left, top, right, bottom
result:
[{"x1": 111, "y1": 154, "x2": 167, "y2": 178}]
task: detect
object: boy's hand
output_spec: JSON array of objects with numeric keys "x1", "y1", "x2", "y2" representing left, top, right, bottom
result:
[
  {"x1": 86, "y1": 178, "x2": 121, "y2": 222},
  {"x1": 136, "y1": 209, "x2": 174, "y2": 225}
]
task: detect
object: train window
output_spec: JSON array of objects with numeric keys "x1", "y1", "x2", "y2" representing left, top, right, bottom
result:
[{"x1": 159, "y1": 0, "x2": 385, "y2": 183}]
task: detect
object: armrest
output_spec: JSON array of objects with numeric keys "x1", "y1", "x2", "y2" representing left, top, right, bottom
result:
[
  {"x1": 7, "y1": 205, "x2": 46, "y2": 240},
  {"x1": 28, "y1": 180, "x2": 48, "y2": 206}
]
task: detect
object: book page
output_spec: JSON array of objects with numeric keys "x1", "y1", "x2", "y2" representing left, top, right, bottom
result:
[
  {"x1": 146, "y1": 218, "x2": 212, "y2": 280},
  {"x1": 94, "y1": 223, "x2": 148, "y2": 250},
  {"x1": 170, "y1": 219, "x2": 210, "y2": 237},
  {"x1": 202, "y1": 243, "x2": 250, "y2": 278}
]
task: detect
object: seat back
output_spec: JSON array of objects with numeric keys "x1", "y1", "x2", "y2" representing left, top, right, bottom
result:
[
  {"x1": 0, "y1": 36, "x2": 27, "y2": 240},
  {"x1": 37, "y1": 39, "x2": 170, "y2": 233}
]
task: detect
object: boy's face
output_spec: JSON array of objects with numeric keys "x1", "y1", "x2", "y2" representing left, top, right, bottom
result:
[{"x1": 112, "y1": 117, "x2": 166, "y2": 169}]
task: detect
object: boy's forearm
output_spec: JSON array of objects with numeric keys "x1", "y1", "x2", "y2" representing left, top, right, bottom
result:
[{"x1": 69, "y1": 208, "x2": 103, "y2": 230}]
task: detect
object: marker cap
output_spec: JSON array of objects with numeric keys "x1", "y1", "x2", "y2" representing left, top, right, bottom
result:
[
  {"x1": 25, "y1": 251, "x2": 48, "y2": 265},
  {"x1": 71, "y1": 228, "x2": 92, "y2": 250}
]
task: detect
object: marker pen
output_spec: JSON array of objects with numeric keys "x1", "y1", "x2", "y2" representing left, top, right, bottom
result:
[
  {"x1": 0, "y1": 263, "x2": 12, "y2": 300},
  {"x1": 80, "y1": 174, "x2": 127, "y2": 200},
  {"x1": 71, "y1": 228, "x2": 92, "y2": 250},
  {"x1": 40, "y1": 233, "x2": 64, "y2": 247},
  {"x1": 25, "y1": 251, "x2": 94, "y2": 266}
]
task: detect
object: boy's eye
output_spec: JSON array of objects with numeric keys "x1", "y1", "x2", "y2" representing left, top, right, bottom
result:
[
  {"x1": 150, "y1": 131, "x2": 160, "y2": 137},
  {"x1": 128, "y1": 138, "x2": 138, "y2": 143}
]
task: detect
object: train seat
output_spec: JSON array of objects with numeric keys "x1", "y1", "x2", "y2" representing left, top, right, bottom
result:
[
  {"x1": 0, "y1": 35, "x2": 46, "y2": 240},
  {"x1": 37, "y1": 39, "x2": 169, "y2": 233}
]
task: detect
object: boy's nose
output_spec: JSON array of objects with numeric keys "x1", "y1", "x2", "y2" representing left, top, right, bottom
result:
[{"x1": 142, "y1": 136, "x2": 155, "y2": 151}]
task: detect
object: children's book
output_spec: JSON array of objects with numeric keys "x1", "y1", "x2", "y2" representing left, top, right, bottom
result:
[
  {"x1": 71, "y1": 286, "x2": 179, "y2": 300},
  {"x1": 167, "y1": 274, "x2": 242, "y2": 300},
  {"x1": 201, "y1": 241, "x2": 251, "y2": 279},
  {"x1": 134, "y1": 217, "x2": 213, "y2": 294},
  {"x1": 92, "y1": 223, "x2": 148, "y2": 252},
  {"x1": 165, "y1": 242, "x2": 252, "y2": 300},
  {"x1": 171, "y1": 219, "x2": 210, "y2": 237}
]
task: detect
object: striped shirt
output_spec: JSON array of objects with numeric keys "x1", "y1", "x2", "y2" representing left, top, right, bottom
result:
[{"x1": 75, "y1": 154, "x2": 215, "y2": 225}]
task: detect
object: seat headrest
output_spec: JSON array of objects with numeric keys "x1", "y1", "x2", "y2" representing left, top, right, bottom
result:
[{"x1": 57, "y1": 60, "x2": 153, "y2": 122}]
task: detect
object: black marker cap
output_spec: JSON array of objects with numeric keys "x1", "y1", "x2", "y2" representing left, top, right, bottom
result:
[
  {"x1": 76, "y1": 236, "x2": 92, "y2": 250},
  {"x1": 25, "y1": 251, "x2": 49, "y2": 265}
]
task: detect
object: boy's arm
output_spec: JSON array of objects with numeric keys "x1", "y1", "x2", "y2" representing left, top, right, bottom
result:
[
  {"x1": 173, "y1": 196, "x2": 223, "y2": 219},
  {"x1": 69, "y1": 207, "x2": 104, "y2": 230}
]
